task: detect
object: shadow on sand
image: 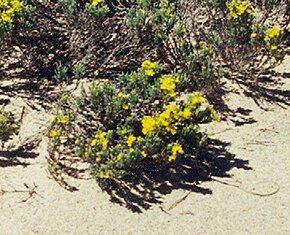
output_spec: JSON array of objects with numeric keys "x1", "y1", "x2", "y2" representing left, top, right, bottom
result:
[{"x1": 102, "y1": 138, "x2": 251, "y2": 213}]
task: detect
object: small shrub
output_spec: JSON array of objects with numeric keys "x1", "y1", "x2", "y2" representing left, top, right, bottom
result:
[
  {"x1": 0, "y1": 110, "x2": 18, "y2": 144},
  {"x1": 48, "y1": 60, "x2": 219, "y2": 183}
]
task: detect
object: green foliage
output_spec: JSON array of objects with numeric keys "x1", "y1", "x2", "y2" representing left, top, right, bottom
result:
[
  {"x1": 0, "y1": 110, "x2": 18, "y2": 142},
  {"x1": 128, "y1": 0, "x2": 178, "y2": 44}
]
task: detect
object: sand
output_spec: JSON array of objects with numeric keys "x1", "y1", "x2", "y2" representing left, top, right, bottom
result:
[{"x1": 0, "y1": 55, "x2": 289, "y2": 234}]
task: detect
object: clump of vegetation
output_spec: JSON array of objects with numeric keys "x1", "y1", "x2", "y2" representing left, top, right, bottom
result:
[
  {"x1": 48, "y1": 60, "x2": 219, "y2": 184},
  {"x1": 0, "y1": 110, "x2": 18, "y2": 144}
]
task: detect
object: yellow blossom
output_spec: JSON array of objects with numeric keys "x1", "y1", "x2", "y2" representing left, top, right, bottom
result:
[
  {"x1": 129, "y1": 148, "x2": 134, "y2": 153},
  {"x1": 116, "y1": 154, "x2": 123, "y2": 161},
  {"x1": 141, "y1": 151, "x2": 147, "y2": 158},
  {"x1": 250, "y1": 32, "x2": 257, "y2": 38},
  {"x1": 172, "y1": 144, "x2": 184, "y2": 155},
  {"x1": 177, "y1": 108, "x2": 192, "y2": 121},
  {"x1": 91, "y1": 139, "x2": 98, "y2": 147},
  {"x1": 160, "y1": 76, "x2": 179, "y2": 95},
  {"x1": 10, "y1": 0, "x2": 21, "y2": 11},
  {"x1": 122, "y1": 104, "x2": 129, "y2": 110},
  {"x1": 271, "y1": 45, "x2": 278, "y2": 50},
  {"x1": 264, "y1": 26, "x2": 283, "y2": 50},
  {"x1": 142, "y1": 116, "x2": 157, "y2": 135},
  {"x1": 50, "y1": 130, "x2": 59, "y2": 137},
  {"x1": 58, "y1": 115, "x2": 69, "y2": 124},
  {"x1": 145, "y1": 69, "x2": 155, "y2": 76},
  {"x1": 191, "y1": 92, "x2": 205, "y2": 104},
  {"x1": 95, "y1": 131, "x2": 109, "y2": 149},
  {"x1": 1, "y1": 12, "x2": 12, "y2": 23},
  {"x1": 91, "y1": 0, "x2": 101, "y2": 6},
  {"x1": 141, "y1": 60, "x2": 156, "y2": 70},
  {"x1": 99, "y1": 171, "x2": 110, "y2": 179},
  {"x1": 168, "y1": 155, "x2": 176, "y2": 162},
  {"x1": 118, "y1": 92, "x2": 127, "y2": 98},
  {"x1": 229, "y1": 0, "x2": 254, "y2": 19},
  {"x1": 127, "y1": 135, "x2": 137, "y2": 147}
]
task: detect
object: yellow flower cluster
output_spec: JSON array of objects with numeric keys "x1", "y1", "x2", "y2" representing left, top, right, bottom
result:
[
  {"x1": 142, "y1": 104, "x2": 193, "y2": 135},
  {"x1": 160, "y1": 76, "x2": 180, "y2": 98},
  {"x1": 191, "y1": 91, "x2": 206, "y2": 105},
  {"x1": 141, "y1": 59, "x2": 156, "y2": 76},
  {"x1": 228, "y1": 0, "x2": 254, "y2": 19},
  {"x1": 91, "y1": 131, "x2": 111, "y2": 150},
  {"x1": 264, "y1": 26, "x2": 283, "y2": 51},
  {"x1": 168, "y1": 143, "x2": 184, "y2": 162},
  {"x1": 0, "y1": 0, "x2": 22, "y2": 24},
  {"x1": 99, "y1": 171, "x2": 110, "y2": 179},
  {"x1": 118, "y1": 92, "x2": 129, "y2": 110},
  {"x1": 126, "y1": 135, "x2": 136, "y2": 147},
  {"x1": 50, "y1": 129, "x2": 59, "y2": 138},
  {"x1": 141, "y1": 91, "x2": 217, "y2": 136}
]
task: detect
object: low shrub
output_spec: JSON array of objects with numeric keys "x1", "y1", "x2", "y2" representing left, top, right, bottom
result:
[
  {"x1": 48, "y1": 60, "x2": 219, "y2": 184},
  {"x1": 0, "y1": 110, "x2": 18, "y2": 145}
]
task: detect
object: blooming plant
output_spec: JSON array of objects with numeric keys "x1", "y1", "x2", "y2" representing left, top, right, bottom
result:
[
  {"x1": 264, "y1": 26, "x2": 284, "y2": 60},
  {"x1": 0, "y1": 0, "x2": 22, "y2": 25},
  {"x1": 228, "y1": 0, "x2": 255, "y2": 19},
  {"x1": 0, "y1": 0, "x2": 33, "y2": 33},
  {"x1": 48, "y1": 60, "x2": 219, "y2": 183}
]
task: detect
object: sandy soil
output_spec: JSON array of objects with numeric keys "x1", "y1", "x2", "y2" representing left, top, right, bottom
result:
[{"x1": 0, "y1": 56, "x2": 289, "y2": 234}]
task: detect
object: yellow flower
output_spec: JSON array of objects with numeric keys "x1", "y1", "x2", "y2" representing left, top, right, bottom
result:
[
  {"x1": 129, "y1": 148, "x2": 134, "y2": 153},
  {"x1": 264, "y1": 26, "x2": 283, "y2": 49},
  {"x1": 116, "y1": 154, "x2": 123, "y2": 161},
  {"x1": 160, "y1": 76, "x2": 179, "y2": 97},
  {"x1": 91, "y1": 139, "x2": 98, "y2": 147},
  {"x1": 141, "y1": 151, "x2": 147, "y2": 158},
  {"x1": 271, "y1": 45, "x2": 278, "y2": 51},
  {"x1": 99, "y1": 171, "x2": 110, "y2": 179},
  {"x1": 160, "y1": 105, "x2": 178, "y2": 120},
  {"x1": 101, "y1": 138, "x2": 109, "y2": 149},
  {"x1": 168, "y1": 155, "x2": 176, "y2": 162},
  {"x1": 229, "y1": 0, "x2": 254, "y2": 19},
  {"x1": 91, "y1": 0, "x2": 101, "y2": 6},
  {"x1": 172, "y1": 144, "x2": 184, "y2": 155},
  {"x1": 95, "y1": 131, "x2": 109, "y2": 149},
  {"x1": 191, "y1": 92, "x2": 205, "y2": 104},
  {"x1": 122, "y1": 104, "x2": 129, "y2": 110},
  {"x1": 118, "y1": 92, "x2": 127, "y2": 99},
  {"x1": 160, "y1": 77, "x2": 176, "y2": 91},
  {"x1": 142, "y1": 116, "x2": 157, "y2": 135},
  {"x1": 50, "y1": 130, "x2": 59, "y2": 137},
  {"x1": 1, "y1": 12, "x2": 13, "y2": 23},
  {"x1": 250, "y1": 32, "x2": 257, "y2": 38},
  {"x1": 166, "y1": 126, "x2": 177, "y2": 135},
  {"x1": 58, "y1": 115, "x2": 69, "y2": 124},
  {"x1": 145, "y1": 69, "x2": 155, "y2": 76},
  {"x1": 127, "y1": 135, "x2": 137, "y2": 147},
  {"x1": 10, "y1": 0, "x2": 21, "y2": 11},
  {"x1": 141, "y1": 60, "x2": 156, "y2": 70},
  {"x1": 177, "y1": 108, "x2": 192, "y2": 121},
  {"x1": 265, "y1": 26, "x2": 282, "y2": 41}
]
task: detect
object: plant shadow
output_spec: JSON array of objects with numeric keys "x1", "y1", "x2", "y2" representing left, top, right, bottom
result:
[
  {"x1": 102, "y1": 138, "x2": 251, "y2": 213},
  {"x1": 0, "y1": 145, "x2": 38, "y2": 168}
]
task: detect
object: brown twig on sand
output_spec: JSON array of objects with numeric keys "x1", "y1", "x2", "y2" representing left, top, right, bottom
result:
[
  {"x1": 211, "y1": 177, "x2": 280, "y2": 197},
  {"x1": 165, "y1": 190, "x2": 192, "y2": 212},
  {"x1": 0, "y1": 183, "x2": 38, "y2": 202}
]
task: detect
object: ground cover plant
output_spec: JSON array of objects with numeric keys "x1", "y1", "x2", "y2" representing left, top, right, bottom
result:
[{"x1": 0, "y1": 0, "x2": 288, "y2": 198}]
